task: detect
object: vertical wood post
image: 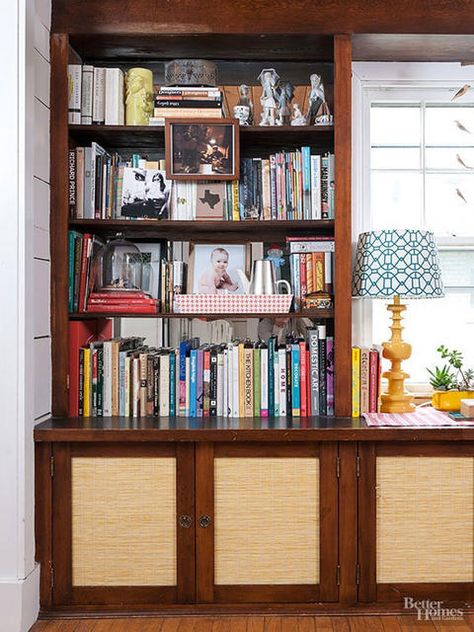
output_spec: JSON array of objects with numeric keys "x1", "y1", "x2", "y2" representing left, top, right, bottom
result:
[
  {"x1": 50, "y1": 33, "x2": 70, "y2": 416},
  {"x1": 334, "y1": 34, "x2": 352, "y2": 417}
]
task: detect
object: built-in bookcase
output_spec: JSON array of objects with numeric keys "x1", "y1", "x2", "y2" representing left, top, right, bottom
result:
[{"x1": 50, "y1": 33, "x2": 352, "y2": 417}]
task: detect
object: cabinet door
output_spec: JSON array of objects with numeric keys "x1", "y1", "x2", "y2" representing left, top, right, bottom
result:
[
  {"x1": 195, "y1": 442, "x2": 338, "y2": 603},
  {"x1": 359, "y1": 443, "x2": 474, "y2": 604},
  {"x1": 52, "y1": 442, "x2": 195, "y2": 606}
]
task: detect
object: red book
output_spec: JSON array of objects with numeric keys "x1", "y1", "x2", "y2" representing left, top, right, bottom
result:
[
  {"x1": 88, "y1": 297, "x2": 157, "y2": 306},
  {"x1": 78, "y1": 233, "x2": 92, "y2": 312},
  {"x1": 69, "y1": 319, "x2": 112, "y2": 416},
  {"x1": 300, "y1": 341, "x2": 307, "y2": 417},
  {"x1": 87, "y1": 303, "x2": 157, "y2": 314},
  {"x1": 369, "y1": 349, "x2": 379, "y2": 413},
  {"x1": 89, "y1": 291, "x2": 150, "y2": 300}
]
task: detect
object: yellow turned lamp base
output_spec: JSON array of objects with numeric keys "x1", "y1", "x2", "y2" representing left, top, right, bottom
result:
[{"x1": 380, "y1": 295, "x2": 416, "y2": 414}]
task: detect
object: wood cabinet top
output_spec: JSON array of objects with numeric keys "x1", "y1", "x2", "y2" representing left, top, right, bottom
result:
[{"x1": 34, "y1": 416, "x2": 474, "y2": 442}]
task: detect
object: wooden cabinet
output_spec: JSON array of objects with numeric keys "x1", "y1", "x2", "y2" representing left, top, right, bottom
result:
[
  {"x1": 195, "y1": 443, "x2": 338, "y2": 603},
  {"x1": 50, "y1": 443, "x2": 195, "y2": 606},
  {"x1": 358, "y1": 443, "x2": 474, "y2": 604}
]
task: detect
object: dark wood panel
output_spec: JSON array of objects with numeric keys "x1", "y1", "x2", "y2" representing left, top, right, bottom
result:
[
  {"x1": 338, "y1": 442, "x2": 358, "y2": 604},
  {"x1": 69, "y1": 218, "x2": 334, "y2": 241},
  {"x1": 71, "y1": 586, "x2": 177, "y2": 605},
  {"x1": 357, "y1": 443, "x2": 376, "y2": 603},
  {"x1": 35, "y1": 442, "x2": 53, "y2": 609},
  {"x1": 195, "y1": 443, "x2": 215, "y2": 603},
  {"x1": 333, "y1": 35, "x2": 352, "y2": 417},
  {"x1": 353, "y1": 33, "x2": 474, "y2": 62},
  {"x1": 68, "y1": 124, "x2": 334, "y2": 152},
  {"x1": 176, "y1": 443, "x2": 196, "y2": 604},
  {"x1": 376, "y1": 441, "x2": 474, "y2": 457},
  {"x1": 53, "y1": 1, "x2": 474, "y2": 36},
  {"x1": 319, "y1": 442, "x2": 339, "y2": 602},
  {"x1": 34, "y1": 416, "x2": 474, "y2": 442},
  {"x1": 50, "y1": 34, "x2": 70, "y2": 417},
  {"x1": 213, "y1": 585, "x2": 319, "y2": 603},
  {"x1": 214, "y1": 442, "x2": 319, "y2": 457},
  {"x1": 377, "y1": 582, "x2": 474, "y2": 603},
  {"x1": 52, "y1": 443, "x2": 72, "y2": 605}
]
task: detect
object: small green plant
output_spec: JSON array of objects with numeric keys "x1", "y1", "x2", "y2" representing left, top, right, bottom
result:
[
  {"x1": 427, "y1": 346, "x2": 474, "y2": 391},
  {"x1": 427, "y1": 364, "x2": 455, "y2": 390}
]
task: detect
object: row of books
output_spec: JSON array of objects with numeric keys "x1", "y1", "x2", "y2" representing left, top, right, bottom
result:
[
  {"x1": 287, "y1": 237, "x2": 335, "y2": 311},
  {"x1": 73, "y1": 329, "x2": 335, "y2": 418},
  {"x1": 151, "y1": 86, "x2": 224, "y2": 125},
  {"x1": 351, "y1": 346, "x2": 383, "y2": 417},
  {"x1": 68, "y1": 64, "x2": 124, "y2": 126},
  {"x1": 68, "y1": 231, "x2": 103, "y2": 313},
  {"x1": 69, "y1": 146, "x2": 335, "y2": 221}
]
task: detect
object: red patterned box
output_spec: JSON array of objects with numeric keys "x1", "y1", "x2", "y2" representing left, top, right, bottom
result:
[{"x1": 174, "y1": 294, "x2": 293, "y2": 314}]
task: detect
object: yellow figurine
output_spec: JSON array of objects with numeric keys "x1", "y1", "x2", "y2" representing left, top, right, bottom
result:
[{"x1": 125, "y1": 68, "x2": 154, "y2": 126}]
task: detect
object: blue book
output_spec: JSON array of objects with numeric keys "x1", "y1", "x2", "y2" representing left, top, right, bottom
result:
[
  {"x1": 291, "y1": 343, "x2": 301, "y2": 416},
  {"x1": 196, "y1": 346, "x2": 205, "y2": 417},
  {"x1": 67, "y1": 231, "x2": 78, "y2": 312},
  {"x1": 301, "y1": 146, "x2": 311, "y2": 220},
  {"x1": 268, "y1": 336, "x2": 276, "y2": 416},
  {"x1": 119, "y1": 350, "x2": 127, "y2": 416},
  {"x1": 189, "y1": 348, "x2": 198, "y2": 417},
  {"x1": 169, "y1": 350, "x2": 176, "y2": 416},
  {"x1": 178, "y1": 340, "x2": 190, "y2": 415}
]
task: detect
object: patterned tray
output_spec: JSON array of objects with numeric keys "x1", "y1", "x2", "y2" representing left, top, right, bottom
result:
[{"x1": 174, "y1": 294, "x2": 293, "y2": 314}]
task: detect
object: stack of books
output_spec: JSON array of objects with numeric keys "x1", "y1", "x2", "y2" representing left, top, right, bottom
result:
[
  {"x1": 351, "y1": 346, "x2": 383, "y2": 416},
  {"x1": 150, "y1": 86, "x2": 224, "y2": 125},
  {"x1": 286, "y1": 237, "x2": 335, "y2": 311},
  {"x1": 73, "y1": 329, "x2": 335, "y2": 418},
  {"x1": 68, "y1": 64, "x2": 124, "y2": 126},
  {"x1": 87, "y1": 291, "x2": 159, "y2": 314}
]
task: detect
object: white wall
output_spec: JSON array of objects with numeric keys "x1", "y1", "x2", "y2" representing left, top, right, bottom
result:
[{"x1": 0, "y1": 0, "x2": 51, "y2": 630}]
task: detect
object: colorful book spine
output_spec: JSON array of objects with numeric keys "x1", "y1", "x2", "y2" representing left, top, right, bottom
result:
[
  {"x1": 291, "y1": 344, "x2": 300, "y2": 417},
  {"x1": 369, "y1": 348, "x2": 379, "y2": 413},
  {"x1": 189, "y1": 348, "x2": 198, "y2": 417},
  {"x1": 352, "y1": 347, "x2": 361, "y2": 418},
  {"x1": 278, "y1": 348, "x2": 287, "y2": 417},
  {"x1": 360, "y1": 347, "x2": 370, "y2": 415},
  {"x1": 253, "y1": 346, "x2": 261, "y2": 417},
  {"x1": 309, "y1": 328, "x2": 319, "y2": 415},
  {"x1": 326, "y1": 336, "x2": 335, "y2": 416},
  {"x1": 244, "y1": 346, "x2": 254, "y2": 417},
  {"x1": 169, "y1": 350, "x2": 176, "y2": 416},
  {"x1": 317, "y1": 325, "x2": 327, "y2": 415},
  {"x1": 300, "y1": 341, "x2": 308, "y2": 416},
  {"x1": 260, "y1": 344, "x2": 268, "y2": 417}
]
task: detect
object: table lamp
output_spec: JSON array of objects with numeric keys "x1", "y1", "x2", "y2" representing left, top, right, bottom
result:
[{"x1": 352, "y1": 229, "x2": 444, "y2": 413}]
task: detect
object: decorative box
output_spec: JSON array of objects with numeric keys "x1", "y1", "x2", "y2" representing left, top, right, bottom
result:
[{"x1": 174, "y1": 294, "x2": 293, "y2": 314}]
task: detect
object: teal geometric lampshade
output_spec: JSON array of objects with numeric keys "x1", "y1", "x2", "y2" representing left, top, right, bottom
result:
[{"x1": 352, "y1": 229, "x2": 444, "y2": 299}]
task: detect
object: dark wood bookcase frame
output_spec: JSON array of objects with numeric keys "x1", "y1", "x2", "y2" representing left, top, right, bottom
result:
[{"x1": 50, "y1": 32, "x2": 352, "y2": 419}]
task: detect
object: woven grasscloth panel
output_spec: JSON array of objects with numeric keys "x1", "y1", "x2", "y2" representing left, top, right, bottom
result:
[
  {"x1": 72, "y1": 457, "x2": 176, "y2": 586},
  {"x1": 377, "y1": 456, "x2": 474, "y2": 583},
  {"x1": 214, "y1": 457, "x2": 319, "y2": 585}
]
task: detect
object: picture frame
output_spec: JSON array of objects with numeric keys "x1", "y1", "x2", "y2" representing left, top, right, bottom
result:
[
  {"x1": 134, "y1": 241, "x2": 163, "y2": 299},
  {"x1": 188, "y1": 243, "x2": 250, "y2": 295},
  {"x1": 165, "y1": 119, "x2": 240, "y2": 181}
]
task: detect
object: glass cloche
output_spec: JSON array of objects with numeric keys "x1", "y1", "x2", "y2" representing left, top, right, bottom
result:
[{"x1": 93, "y1": 234, "x2": 148, "y2": 293}]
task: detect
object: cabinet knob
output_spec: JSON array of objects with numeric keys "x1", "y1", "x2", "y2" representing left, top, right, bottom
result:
[
  {"x1": 178, "y1": 514, "x2": 193, "y2": 529},
  {"x1": 199, "y1": 514, "x2": 212, "y2": 528}
]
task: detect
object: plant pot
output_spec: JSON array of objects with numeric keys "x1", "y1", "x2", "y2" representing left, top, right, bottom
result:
[{"x1": 431, "y1": 390, "x2": 474, "y2": 411}]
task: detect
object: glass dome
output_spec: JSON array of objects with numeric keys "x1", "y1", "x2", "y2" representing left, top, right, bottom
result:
[{"x1": 93, "y1": 234, "x2": 147, "y2": 293}]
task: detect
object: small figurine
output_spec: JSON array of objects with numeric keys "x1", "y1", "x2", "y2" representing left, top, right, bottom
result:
[
  {"x1": 306, "y1": 73, "x2": 333, "y2": 126},
  {"x1": 239, "y1": 84, "x2": 254, "y2": 123},
  {"x1": 258, "y1": 68, "x2": 279, "y2": 126},
  {"x1": 125, "y1": 68, "x2": 154, "y2": 126},
  {"x1": 265, "y1": 244, "x2": 286, "y2": 281},
  {"x1": 290, "y1": 103, "x2": 307, "y2": 126},
  {"x1": 275, "y1": 81, "x2": 294, "y2": 126}
]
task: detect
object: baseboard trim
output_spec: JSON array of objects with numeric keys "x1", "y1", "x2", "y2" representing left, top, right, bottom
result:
[{"x1": 0, "y1": 564, "x2": 40, "y2": 632}]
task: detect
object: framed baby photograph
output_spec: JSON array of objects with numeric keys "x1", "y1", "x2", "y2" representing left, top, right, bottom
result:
[
  {"x1": 165, "y1": 119, "x2": 240, "y2": 180},
  {"x1": 188, "y1": 243, "x2": 250, "y2": 295}
]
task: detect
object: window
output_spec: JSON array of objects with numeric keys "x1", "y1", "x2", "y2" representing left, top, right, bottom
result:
[{"x1": 353, "y1": 68, "x2": 474, "y2": 388}]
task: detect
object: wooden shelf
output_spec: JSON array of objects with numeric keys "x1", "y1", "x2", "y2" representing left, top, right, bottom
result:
[
  {"x1": 69, "y1": 219, "x2": 334, "y2": 240},
  {"x1": 68, "y1": 124, "x2": 334, "y2": 150},
  {"x1": 69, "y1": 310, "x2": 334, "y2": 320}
]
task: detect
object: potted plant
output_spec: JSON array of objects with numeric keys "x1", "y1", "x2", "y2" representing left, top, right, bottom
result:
[{"x1": 428, "y1": 345, "x2": 474, "y2": 411}]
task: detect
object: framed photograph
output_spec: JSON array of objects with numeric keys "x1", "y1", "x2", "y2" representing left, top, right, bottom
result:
[
  {"x1": 196, "y1": 182, "x2": 226, "y2": 220},
  {"x1": 188, "y1": 243, "x2": 250, "y2": 295},
  {"x1": 165, "y1": 119, "x2": 240, "y2": 181},
  {"x1": 121, "y1": 168, "x2": 171, "y2": 219}
]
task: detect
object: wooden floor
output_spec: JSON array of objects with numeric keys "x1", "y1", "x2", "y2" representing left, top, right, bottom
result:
[{"x1": 30, "y1": 615, "x2": 474, "y2": 631}]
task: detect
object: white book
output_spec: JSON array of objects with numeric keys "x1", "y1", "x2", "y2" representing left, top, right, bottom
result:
[
  {"x1": 260, "y1": 347, "x2": 268, "y2": 416},
  {"x1": 81, "y1": 65, "x2": 94, "y2": 124},
  {"x1": 92, "y1": 67, "x2": 106, "y2": 125},
  {"x1": 278, "y1": 348, "x2": 287, "y2": 417},
  {"x1": 222, "y1": 349, "x2": 228, "y2": 418},
  {"x1": 89, "y1": 142, "x2": 107, "y2": 218},
  {"x1": 217, "y1": 350, "x2": 225, "y2": 417},
  {"x1": 288, "y1": 239, "x2": 335, "y2": 254},
  {"x1": 124, "y1": 355, "x2": 131, "y2": 417},
  {"x1": 103, "y1": 340, "x2": 113, "y2": 416},
  {"x1": 160, "y1": 353, "x2": 170, "y2": 416},
  {"x1": 105, "y1": 67, "x2": 125, "y2": 125},
  {"x1": 132, "y1": 356, "x2": 140, "y2": 418},
  {"x1": 310, "y1": 155, "x2": 322, "y2": 219},
  {"x1": 67, "y1": 64, "x2": 82, "y2": 124},
  {"x1": 232, "y1": 345, "x2": 240, "y2": 417},
  {"x1": 227, "y1": 344, "x2": 233, "y2": 417}
]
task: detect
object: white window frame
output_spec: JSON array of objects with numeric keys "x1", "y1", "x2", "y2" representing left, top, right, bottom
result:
[{"x1": 352, "y1": 62, "x2": 474, "y2": 393}]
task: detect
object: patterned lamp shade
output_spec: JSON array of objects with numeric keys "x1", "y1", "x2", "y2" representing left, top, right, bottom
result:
[{"x1": 352, "y1": 229, "x2": 444, "y2": 299}]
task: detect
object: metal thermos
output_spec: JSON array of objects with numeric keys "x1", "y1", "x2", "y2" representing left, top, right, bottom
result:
[{"x1": 249, "y1": 260, "x2": 291, "y2": 295}]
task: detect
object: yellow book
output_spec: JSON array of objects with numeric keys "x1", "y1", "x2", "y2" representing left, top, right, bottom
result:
[
  {"x1": 232, "y1": 179, "x2": 240, "y2": 221},
  {"x1": 238, "y1": 342, "x2": 245, "y2": 417},
  {"x1": 83, "y1": 348, "x2": 91, "y2": 417},
  {"x1": 352, "y1": 346, "x2": 361, "y2": 418}
]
